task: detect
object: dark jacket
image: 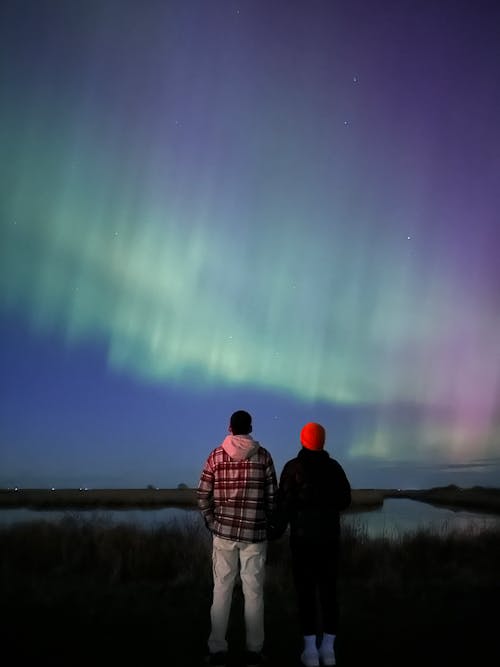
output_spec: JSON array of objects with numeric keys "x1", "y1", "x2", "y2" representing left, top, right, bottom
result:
[{"x1": 273, "y1": 448, "x2": 351, "y2": 543}]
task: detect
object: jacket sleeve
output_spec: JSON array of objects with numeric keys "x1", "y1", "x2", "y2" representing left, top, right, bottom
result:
[
  {"x1": 268, "y1": 461, "x2": 294, "y2": 540},
  {"x1": 264, "y1": 453, "x2": 278, "y2": 521},
  {"x1": 332, "y1": 460, "x2": 352, "y2": 511},
  {"x1": 197, "y1": 453, "x2": 215, "y2": 531}
]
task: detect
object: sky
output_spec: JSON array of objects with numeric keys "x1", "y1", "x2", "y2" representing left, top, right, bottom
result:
[{"x1": 1, "y1": 0, "x2": 500, "y2": 490}]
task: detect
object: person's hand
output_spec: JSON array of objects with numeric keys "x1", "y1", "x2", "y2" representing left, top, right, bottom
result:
[{"x1": 266, "y1": 523, "x2": 285, "y2": 541}]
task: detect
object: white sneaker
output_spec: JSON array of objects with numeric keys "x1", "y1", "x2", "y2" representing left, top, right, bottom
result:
[
  {"x1": 301, "y1": 649, "x2": 320, "y2": 667},
  {"x1": 318, "y1": 647, "x2": 336, "y2": 666}
]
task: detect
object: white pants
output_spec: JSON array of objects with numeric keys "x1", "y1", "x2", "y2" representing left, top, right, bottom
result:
[{"x1": 208, "y1": 535, "x2": 267, "y2": 653}]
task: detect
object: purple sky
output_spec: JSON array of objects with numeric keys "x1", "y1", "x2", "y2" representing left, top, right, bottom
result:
[{"x1": 1, "y1": 0, "x2": 499, "y2": 489}]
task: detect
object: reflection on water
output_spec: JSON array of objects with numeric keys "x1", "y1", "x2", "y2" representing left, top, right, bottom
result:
[
  {"x1": 1, "y1": 499, "x2": 500, "y2": 538},
  {"x1": 342, "y1": 498, "x2": 500, "y2": 538}
]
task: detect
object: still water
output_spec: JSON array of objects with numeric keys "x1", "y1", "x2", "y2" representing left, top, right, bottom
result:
[
  {"x1": 1, "y1": 499, "x2": 500, "y2": 538},
  {"x1": 342, "y1": 498, "x2": 500, "y2": 538}
]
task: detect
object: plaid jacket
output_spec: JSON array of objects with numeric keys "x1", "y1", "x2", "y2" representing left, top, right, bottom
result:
[{"x1": 197, "y1": 437, "x2": 277, "y2": 543}]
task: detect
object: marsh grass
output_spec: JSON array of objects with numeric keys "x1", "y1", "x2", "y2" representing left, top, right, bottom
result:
[
  {"x1": 1, "y1": 517, "x2": 499, "y2": 666},
  {"x1": 0, "y1": 487, "x2": 198, "y2": 508},
  {"x1": 0, "y1": 487, "x2": 385, "y2": 510}
]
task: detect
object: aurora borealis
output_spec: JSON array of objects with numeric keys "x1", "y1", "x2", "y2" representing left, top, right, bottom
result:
[{"x1": 1, "y1": 0, "x2": 499, "y2": 488}]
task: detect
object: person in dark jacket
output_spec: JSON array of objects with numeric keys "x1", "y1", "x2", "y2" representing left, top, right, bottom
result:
[{"x1": 276, "y1": 422, "x2": 351, "y2": 667}]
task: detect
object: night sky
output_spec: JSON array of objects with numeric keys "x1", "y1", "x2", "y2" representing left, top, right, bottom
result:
[{"x1": 1, "y1": 0, "x2": 500, "y2": 490}]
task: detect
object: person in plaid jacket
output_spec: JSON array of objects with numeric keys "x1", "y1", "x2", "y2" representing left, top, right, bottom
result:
[{"x1": 197, "y1": 410, "x2": 278, "y2": 667}]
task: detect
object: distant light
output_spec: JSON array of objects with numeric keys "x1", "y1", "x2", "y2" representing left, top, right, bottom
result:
[
  {"x1": 407, "y1": 236, "x2": 411, "y2": 240},
  {"x1": 51, "y1": 487, "x2": 55, "y2": 491},
  {"x1": 14, "y1": 487, "x2": 18, "y2": 491}
]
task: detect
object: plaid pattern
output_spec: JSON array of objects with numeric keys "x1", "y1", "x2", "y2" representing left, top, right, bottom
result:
[{"x1": 197, "y1": 445, "x2": 277, "y2": 543}]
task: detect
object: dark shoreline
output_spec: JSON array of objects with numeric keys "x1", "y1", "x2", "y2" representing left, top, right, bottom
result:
[
  {"x1": 385, "y1": 484, "x2": 500, "y2": 515},
  {"x1": 0, "y1": 487, "x2": 384, "y2": 511},
  {"x1": 1, "y1": 485, "x2": 500, "y2": 514}
]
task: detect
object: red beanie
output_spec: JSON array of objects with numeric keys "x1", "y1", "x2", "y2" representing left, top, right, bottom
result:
[{"x1": 300, "y1": 422, "x2": 326, "y2": 451}]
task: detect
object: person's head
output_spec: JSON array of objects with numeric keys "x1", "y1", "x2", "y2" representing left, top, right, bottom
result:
[
  {"x1": 300, "y1": 422, "x2": 326, "y2": 451},
  {"x1": 229, "y1": 410, "x2": 252, "y2": 435}
]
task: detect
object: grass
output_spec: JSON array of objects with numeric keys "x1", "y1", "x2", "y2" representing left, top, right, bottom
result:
[
  {"x1": 0, "y1": 487, "x2": 199, "y2": 508},
  {"x1": 5, "y1": 484, "x2": 500, "y2": 514},
  {"x1": 0, "y1": 487, "x2": 385, "y2": 510},
  {"x1": 1, "y1": 515, "x2": 499, "y2": 666},
  {"x1": 0, "y1": 487, "x2": 386, "y2": 513}
]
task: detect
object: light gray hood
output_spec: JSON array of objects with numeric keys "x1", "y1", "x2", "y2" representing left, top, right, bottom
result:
[{"x1": 221, "y1": 434, "x2": 260, "y2": 461}]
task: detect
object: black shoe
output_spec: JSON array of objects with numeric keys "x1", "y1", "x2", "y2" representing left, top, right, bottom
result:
[
  {"x1": 245, "y1": 650, "x2": 266, "y2": 666},
  {"x1": 207, "y1": 651, "x2": 228, "y2": 666}
]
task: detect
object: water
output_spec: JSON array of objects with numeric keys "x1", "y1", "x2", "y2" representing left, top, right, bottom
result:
[
  {"x1": 342, "y1": 498, "x2": 500, "y2": 538},
  {"x1": 1, "y1": 498, "x2": 500, "y2": 538}
]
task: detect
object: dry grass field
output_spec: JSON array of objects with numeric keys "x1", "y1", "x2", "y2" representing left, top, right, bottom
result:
[
  {"x1": 3, "y1": 485, "x2": 500, "y2": 515},
  {"x1": 1, "y1": 514, "x2": 498, "y2": 666},
  {"x1": 0, "y1": 487, "x2": 385, "y2": 510},
  {"x1": 0, "y1": 486, "x2": 198, "y2": 508}
]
